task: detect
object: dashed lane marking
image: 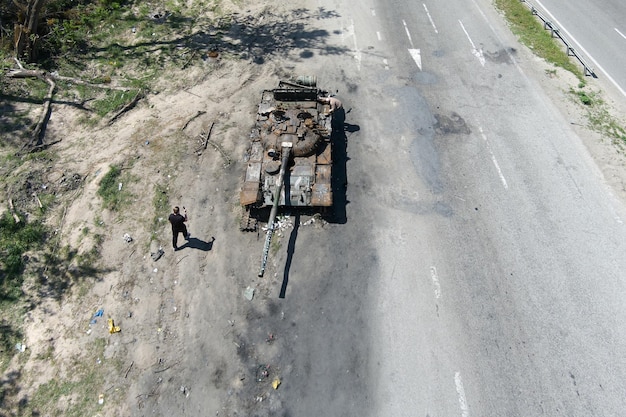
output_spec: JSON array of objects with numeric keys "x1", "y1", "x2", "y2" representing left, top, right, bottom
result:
[
  {"x1": 430, "y1": 266, "x2": 441, "y2": 299},
  {"x1": 458, "y1": 20, "x2": 485, "y2": 67},
  {"x1": 455, "y1": 372, "x2": 470, "y2": 417},
  {"x1": 479, "y1": 126, "x2": 508, "y2": 189},
  {"x1": 423, "y1": 3, "x2": 438, "y2": 34},
  {"x1": 403, "y1": 19, "x2": 415, "y2": 48}
]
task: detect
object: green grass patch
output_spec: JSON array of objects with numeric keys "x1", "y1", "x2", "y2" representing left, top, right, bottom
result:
[
  {"x1": 495, "y1": 0, "x2": 584, "y2": 80},
  {"x1": 568, "y1": 87, "x2": 626, "y2": 146},
  {"x1": 91, "y1": 89, "x2": 141, "y2": 118},
  {"x1": 96, "y1": 165, "x2": 133, "y2": 211},
  {"x1": 0, "y1": 212, "x2": 46, "y2": 301}
]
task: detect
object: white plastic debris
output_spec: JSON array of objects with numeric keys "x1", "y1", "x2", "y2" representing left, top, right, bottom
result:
[
  {"x1": 261, "y1": 215, "x2": 293, "y2": 232},
  {"x1": 123, "y1": 233, "x2": 133, "y2": 243},
  {"x1": 244, "y1": 286, "x2": 255, "y2": 301}
]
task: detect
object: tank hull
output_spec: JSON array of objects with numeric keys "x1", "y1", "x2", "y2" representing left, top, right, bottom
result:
[{"x1": 240, "y1": 81, "x2": 333, "y2": 213}]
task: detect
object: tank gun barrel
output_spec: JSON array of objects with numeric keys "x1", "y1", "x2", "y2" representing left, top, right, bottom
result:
[{"x1": 258, "y1": 142, "x2": 293, "y2": 277}]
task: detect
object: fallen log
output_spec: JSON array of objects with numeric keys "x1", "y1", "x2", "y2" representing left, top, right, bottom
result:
[
  {"x1": 31, "y1": 74, "x2": 56, "y2": 147},
  {"x1": 107, "y1": 91, "x2": 144, "y2": 126},
  {"x1": 7, "y1": 68, "x2": 129, "y2": 91},
  {"x1": 181, "y1": 110, "x2": 206, "y2": 131},
  {"x1": 7, "y1": 60, "x2": 136, "y2": 151}
]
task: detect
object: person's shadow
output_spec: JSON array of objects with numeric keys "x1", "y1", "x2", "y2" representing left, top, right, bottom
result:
[{"x1": 179, "y1": 236, "x2": 215, "y2": 251}]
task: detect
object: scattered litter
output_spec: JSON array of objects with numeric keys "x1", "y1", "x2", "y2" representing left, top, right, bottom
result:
[
  {"x1": 244, "y1": 286, "x2": 255, "y2": 301},
  {"x1": 91, "y1": 309, "x2": 104, "y2": 324},
  {"x1": 123, "y1": 233, "x2": 133, "y2": 243},
  {"x1": 86, "y1": 328, "x2": 92, "y2": 335},
  {"x1": 272, "y1": 378, "x2": 281, "y2": 390},
  {"x1": 98, "y1": 394, "x2": 104, "y2": 405},
  {"x1": 15, "y1": 342, "x2": 26, "y2": 353},
  {"x1": 262, "y1": 215, "x2": 292, "y2": 232},
  {"x1": 118, "y1": 182, "x2": 123, "y2": 191},
  {"x1": 256, "y1": 364, "x2": 270, "y2": 381},
  {"x1": 301, "y1": 214, "x2": 328, "y2": 227},
  {"x1": 108, "y1": 318, "x2": 121, "y2": 334},
  {"x1": 266, "y1": 333, "x2": 275, "y2": 344},
  {"x1": 151, "y1": 248, "x2": 164, "y2": 261},
  {"x1": 153, "y1": 268, "x2": 158, "y2": 273}
]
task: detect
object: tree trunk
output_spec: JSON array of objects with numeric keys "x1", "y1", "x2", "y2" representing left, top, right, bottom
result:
[{"x1": 14, "y1": 0, "x2": 46, "y2": 62}]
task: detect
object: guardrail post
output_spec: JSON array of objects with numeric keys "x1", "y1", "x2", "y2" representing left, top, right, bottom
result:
[{"x1": 519, "y1": 0, "x2": 597, "y2": 78}]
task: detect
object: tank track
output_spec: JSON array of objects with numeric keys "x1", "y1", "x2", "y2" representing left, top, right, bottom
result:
[{"x1": 240, "y1": 207, "x2": 258, "y2": 232}]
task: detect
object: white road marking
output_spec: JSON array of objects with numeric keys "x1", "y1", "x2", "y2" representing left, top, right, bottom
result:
[
  {"x1": 459, "y1": 20, "x2": 485, "y2": 66},
  {"x1": 455, "y1": 372, "x2": 470, "y2": 417},
  {"x1": 534, "y1": 0, "x2": 626, "y2": 99},
  {"x1": 344, "y1": 19, "x2": 361, "y2": 71},
  {"x1": 479, "y1": 126, "x2": 508, "y2": 189},
  {"x1": 430, "y1": 266, "x2": 441, "y2": 299},
  {"x1": 470, "y1": 0, "x2": 526, "y2": 78},
  {"x1": 408, "y1": 48, "x2": 422, "y2": 70},
  {"x1": 377, "y1": 31, "x2": 382, "y2": 41},
  {"x1": 615, "y1": 27, "x2": 626, "y2": 41},
  {"x1": 402, "y1": 20, "x2": 415, "y2": 48},
  {"x1": 383, "y1": 58, "x2": 390, "y2": 70},
  {"x1": 423, "y1": 4, "x2": 438, "y2": 34}
]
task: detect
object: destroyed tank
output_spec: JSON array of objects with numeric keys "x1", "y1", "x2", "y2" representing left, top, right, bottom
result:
[{"x1": 240, "y1": 77, "x2": 333, "y2": 232}]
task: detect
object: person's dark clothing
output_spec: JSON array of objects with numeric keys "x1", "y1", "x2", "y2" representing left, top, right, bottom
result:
[{"x1": 169, "y1": 213, "x2": 189, "y2": 249}]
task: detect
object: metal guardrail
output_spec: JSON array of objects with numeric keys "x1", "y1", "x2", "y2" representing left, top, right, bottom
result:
[{"x1": 519, "y1": 0, "x2": 597, "y2": 78}]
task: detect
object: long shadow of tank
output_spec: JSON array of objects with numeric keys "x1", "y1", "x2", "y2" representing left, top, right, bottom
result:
[
  {"x1": 280, "y1": 212, "x2": 300, "y2": 298},
  {"x1": 324, "y1": 108, "x2": 353, "y2": 225}
]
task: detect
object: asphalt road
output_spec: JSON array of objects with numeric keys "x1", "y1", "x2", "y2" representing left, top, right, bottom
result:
[
  {"x1": 530, "y1": 0, "x2": 626, "y2": 99},
  {"x1": 273, "y1": 0, "x2": 626, "y2": 415}
]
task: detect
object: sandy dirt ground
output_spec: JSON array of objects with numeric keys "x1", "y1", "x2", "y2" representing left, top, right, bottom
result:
[
  {"x1": 2, "y1": 1, "x2": 626, "y2": 416},
  {"x1": 1, "y1": 2, "x2": 329, "y2": 415}
]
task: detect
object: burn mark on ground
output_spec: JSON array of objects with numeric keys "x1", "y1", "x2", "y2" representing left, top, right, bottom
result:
[{"x1": 434, "y1": 112, "x2": 470, "y2": 135}]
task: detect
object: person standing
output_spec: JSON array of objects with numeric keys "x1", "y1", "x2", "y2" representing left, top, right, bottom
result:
[
  {"x1": 318, "y1": 96, "x2": 343, "y2": 114},
  {"x1": 168, "y1": 206, "x2": 189, "y2": 250},
  {"x1": 318, "y1": 95, "x2": 344, "y2": 131}
]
